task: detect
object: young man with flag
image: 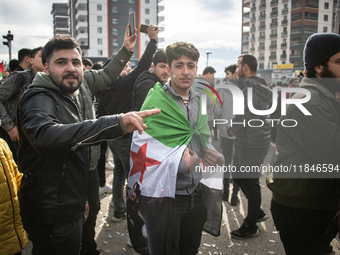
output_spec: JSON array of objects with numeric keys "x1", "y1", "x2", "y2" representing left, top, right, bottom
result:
[{"x1": 128, "y1": 42, "x2": 224, "y2": 255}]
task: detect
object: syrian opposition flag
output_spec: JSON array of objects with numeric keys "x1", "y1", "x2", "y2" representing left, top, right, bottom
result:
[
  {"x1": 0, "y1": 61, "x2": 5, "y2": 79},
  {"x1": 127, "y1": 83, "x2": 223, "y2": 255}
]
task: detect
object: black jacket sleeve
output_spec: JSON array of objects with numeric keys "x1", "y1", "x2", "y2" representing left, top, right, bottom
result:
[{"x1": 134, "y1": 77, "x2": 159, "y2": 111}]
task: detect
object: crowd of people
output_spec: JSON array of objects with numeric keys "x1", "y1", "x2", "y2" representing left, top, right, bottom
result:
[{"x1": 0, "y1": 23, "x2": 340, "y2": 255}]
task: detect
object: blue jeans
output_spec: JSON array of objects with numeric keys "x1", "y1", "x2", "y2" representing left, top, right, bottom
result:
[
  {"x1": 23, "y1": 215, "x2": 83, "y2": 255},
  {"x1": 232, "y1": 145, "x2": 269, "y2": 227},
  {"x1": 108, "y1": 135, "x2": 131, "y2": 215}
]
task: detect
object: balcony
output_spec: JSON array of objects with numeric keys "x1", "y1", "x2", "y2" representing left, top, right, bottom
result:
[
  {"x1": 281, "y1": 54, "x2": 287, "y2": 60},
  {"x1": 251, "y1": 6, "x2": 256, "y2": 12},
  {"x1": 258, "y1": 25, "x2": 266, "y2": 31},
  {"x1": 158, "y1": 16, "x2": 164, "y2": 23},
  {"x1": 270, "y1": 33, "x2": 277, "y2": 39},
  {"x1": 75, "y1": 0, "x2": 87, "y2": 10},
  {"x1": 269, "y1": 55, "x2": 277, "y2": 60},
  {"x1": 291, "y1": 40, "x2": 301, "y2": 46},
  {"x1": 258, "y1": 46, "x2": 265, "y2": 51},
  {"x1": 259, "y1": 3, "x2": 266, "y2": 9},
  {"x1": 251, "y1": 27, "x2": 256, "y2": 32},
  {"x1": 270, "y1": 0, "x2": 278, "y2": 6},
  {"x1": 270, "y1": 12, "x2": 278, "y2": 18},
  {"x1": 281, "y1": 43, "x2": 287, "y2": 48},
  {"x1": 243, "y1": 0, "x2": 250, "y2": 3},
  {"x1": 292, "y1": 0, "x2": 302, "y2": 10},
  {"x1": 258, "y1": 35, "x2": 266, "y2": 41},
  {"x1": 259, "y1": 56, "x2": 265, "y2": 61},
  {"x1": 76, "y1": 10, "x2": 87, "y2": 20},
  {"x1": 269, "y1": 45, "x2": 277, "y2": 50},
  {"x1": 281, "y1": 31, "x2": 288, "y2": 37},
  {"x1": 259, "y1": 14, "x2": 266, "y2": 21},
  {"x1": 250, "y1": 47, "x2": 255, "y2": 52},
  {"x1": 251, "y1": 17, "x2": 256, "y2": 22},
  {"x1": 76, "y1": 21, "x2": 88, "y2": 31},
  {"x1": 270, "y1": 23, "x2": 278, "y2": 28},
  {"x1": 282, "y1": 20, "x2": 288, "y2": 26},
  {"x1": 282, "y1": 8, "x2": 288, "y2": 15},
  {"x1": 250, "y1": 37, "x2": 256, "y2": 42},
  {"x1": 158, "y1": 5, "x2": 165, "y2": 13}
]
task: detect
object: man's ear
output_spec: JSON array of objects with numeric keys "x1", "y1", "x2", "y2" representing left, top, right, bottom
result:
[
  {"x1": 151, "y1": 63, "x2": 155, "y2": 72},
  {"x1": 25, "y1": 56, "x2": 30, "y2": 63},
  {"x1": 243, "y1": 63, "x2": 249, "y2": 72},
  {"x1": 314, "y1": 64, "x2": 323, "y2": 74},
  {"x1": 44, "y1": 62, "x2": 49, "y2": 75},
  {"x1": 28, "y1": 57, "x2": 33, "y2": 65}
]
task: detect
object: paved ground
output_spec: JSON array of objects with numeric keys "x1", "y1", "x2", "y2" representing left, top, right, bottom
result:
[{"x1": 23, "y1": 140, "x2": 340, "y2": 255}]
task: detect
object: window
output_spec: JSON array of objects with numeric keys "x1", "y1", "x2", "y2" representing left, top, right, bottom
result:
[
  {"x1": 325, "y1": 2, "x2": 329, "y2": 9},
  {"x1": 97, "y1": 16, "x2": 102, "y2": 22},
  {"x1": 324, "y1": 15, "x2": 328, "y2": 22},
  {"x1": 98, "y1": 50, "x2": 103, "y2": 56},
  {"x1": 291, "y1": 12, "x2": 302, "y2": 21},
  {"x1": 324, "y1": 26, "x2": 328, "y2": 32},
  {"x1": 305, "y1": 12, "x2": 318, "y2": 21},
  {"x1": 98, "y1": 38, "x2": 102, "y2": 45},
  {"x1": 145, "y1": 19, "x2": 150, "y2": 25},
  {"x1": 145, "y1": 0, "x2": 149, "y2": 3},
  {"x1": 112, "y1": 39, "x2": 118, "y2": 46},
  {"x1": 97, "y1": 27, "x2": 102, "y2": 33},
  {"x1": 112, "y1": 6, "x2": 118, "y2": 13},
  {"x1": 259, "y1": 63, "x2": 264, "y2": 70},
  {"x1": 112, "y1": 17, "x2": 118, "y2": 24},
  {"x1": 112, "y1": 0, "x2": 118, "y2": 2},
  {"x1": 97, "y1": 4, "x2": 102, "y2": 11},
  {"x1": 145, "y1": 8, "x2": 149, "y2": 14},
  {"x1": 112, "y1": 28, "x2": 118, "y2": 35},
  {"x1": 129, "y1": 0, "x2": 134, "y2": 3}
]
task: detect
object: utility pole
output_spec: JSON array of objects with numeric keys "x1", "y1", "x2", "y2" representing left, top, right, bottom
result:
[
  {"x1": 3, "y1": 30, "x2": 14, "y2": 61},
  {"x1": 206, "y1": 51, "x2": 212, "y2": 66},
  {"x1": 334, "y1": 0, "x2": 340, "y2": 34}
]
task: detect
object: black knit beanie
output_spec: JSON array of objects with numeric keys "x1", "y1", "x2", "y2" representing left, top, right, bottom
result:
[{"x1": 304, "y1": 33, "x2": 340, "y2": 70}]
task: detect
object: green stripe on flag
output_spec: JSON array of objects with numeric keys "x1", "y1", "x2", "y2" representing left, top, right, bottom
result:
[{"x1": 140, "y1": 83, "x2": 211, "y2": 149}]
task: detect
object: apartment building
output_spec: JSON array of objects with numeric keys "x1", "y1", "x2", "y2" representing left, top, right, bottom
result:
[
  {"x1": 51, "y1": 3, "x2": 70, "y2": 36},
  {"x1": 66, "y1": 0, "x2": 164, "y2": 65},
  {"x1": 242, "y1": 0, "x2": 334, "y2": 82}
]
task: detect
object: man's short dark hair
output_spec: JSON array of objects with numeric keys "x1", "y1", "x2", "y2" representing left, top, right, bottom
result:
[
  {"x1": 303, "y1": 58, "x2": 329, "y2": 78},
  {"x1": 224, "y1": 64, "x2": 237, "y2": 74},
  {"x1": 42, "y1": 36, "x2": 81, "y2": 64},
  {"x1": 239, "y1": 53, "x2": 258, "y2": 73},
  {"x1": 92, "y1": 62, "x2": 102, "y2": 70},
  {"x1": 152, "y1": 50, "x2": 167, "y2": 67},
  {"x1": 18, "y1": 48, "x2": 31, "y2": 63},
  {"x1": 8, "y1": 59, "x2": 19, "y2": 72},
  {"x1": 165, "y1": 42, "x2": 200, "y2": 67},
  {"x1": 289, "y1": 77, "x2": 299, "y2": 85},
  {"x1": 82, "y1": 58, "x2": 93, "y2": 67},
  {"x1": 203, "y1": 66, "x2": 216, "y2": 75},
  {"x1": 30, "y1": 47, "x2": 43, "y2": 58}
]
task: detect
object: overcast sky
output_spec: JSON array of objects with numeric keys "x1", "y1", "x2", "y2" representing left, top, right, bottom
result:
[{"x1": 0, "y1": 0, "x2": 242, "y2": 78}]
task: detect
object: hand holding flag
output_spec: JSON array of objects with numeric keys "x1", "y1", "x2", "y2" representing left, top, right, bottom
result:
[
  {"x1": 122, "y1": 108, "x2": 161, "y2": 134},
  {"x1": 202, "y1": 149, "x2": 224, "y2": 166}
]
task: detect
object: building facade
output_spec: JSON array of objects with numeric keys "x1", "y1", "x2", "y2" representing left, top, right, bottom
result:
[
  {"x1": 66, "y1": 0, "x2": 164, "y2": 65},
  {"x1": 51, "y1": 3, "x2": 70, "y2": 36},
  {"x1": 242, "y1": 0, "x2": 335, "y2": 82}
]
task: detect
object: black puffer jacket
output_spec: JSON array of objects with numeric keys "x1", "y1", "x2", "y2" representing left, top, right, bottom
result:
[
  {"x1": 132, "y1": 70, "x2": 161, "y2": 111},
  {"x1": 229, "y1": 76, "x2": 272, "y2": 148}
]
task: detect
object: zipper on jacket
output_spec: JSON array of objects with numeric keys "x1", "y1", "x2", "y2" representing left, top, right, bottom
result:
[
  {"x1": 71, "y1": 123, "x2": 119, "y2": 151},
  {"x1": 1, "y1": 152, "x2": 23, "y2": 249},
  {"x1": 58, "y1": 165, "x2": 66, "y2": 203}
]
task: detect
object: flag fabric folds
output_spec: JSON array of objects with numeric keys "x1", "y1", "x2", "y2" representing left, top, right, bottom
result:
[
  {"x1": 0, "y1": 61, "x2": 5, "y2": 79},
  {"x1": 127, "y1": 83, "x2": 223, "y2": 254}
]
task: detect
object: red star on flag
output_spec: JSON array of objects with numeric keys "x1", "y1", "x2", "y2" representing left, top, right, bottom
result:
[{"x1": 130, "y1": 143, "x2": 161, "y2": 184}]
